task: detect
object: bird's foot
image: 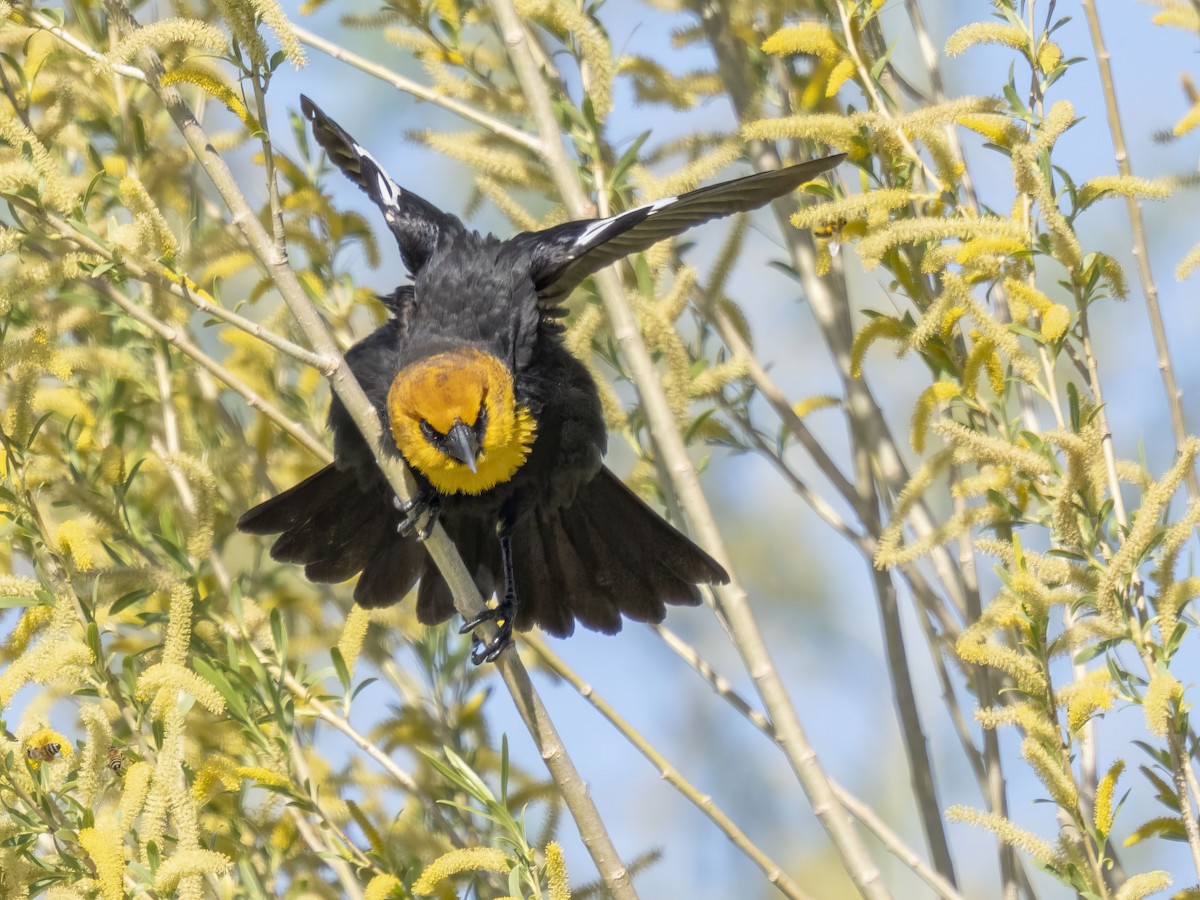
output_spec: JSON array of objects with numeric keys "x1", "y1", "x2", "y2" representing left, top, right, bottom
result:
[
  {"x1": 393, "y1": 491, "x2": 441, "y2": 542},
  {"x1": 459, "y1": 596, "x2": 515, "y2": 665}
]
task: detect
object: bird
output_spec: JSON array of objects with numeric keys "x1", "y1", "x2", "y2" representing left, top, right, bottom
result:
[{"x1": 238, "y1": 95, "x2": 844, "y2": 664}]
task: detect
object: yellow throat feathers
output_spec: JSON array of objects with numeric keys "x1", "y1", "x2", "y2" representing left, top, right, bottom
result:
[{"x1": 386, "y1": 348, "x2": 537, "y2": 495}]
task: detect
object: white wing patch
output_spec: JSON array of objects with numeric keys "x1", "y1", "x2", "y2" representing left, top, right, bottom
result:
[
  {"x1": 351, "y1": 140, "x2": 402, "y2": 208},
  {"x1": 569, "y1": 194, "x2": 678, "y2": 255}
]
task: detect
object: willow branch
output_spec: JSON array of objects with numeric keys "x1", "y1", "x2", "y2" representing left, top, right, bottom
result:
[
  {"x1": 1080, "y1": 0, "x2": 1197, "y2": 500},
  {"x1": 88, "y1": 277, "x2": 332, "y2": 461},
  {"x1": 26, "y1": 7, "x2": 146, "y2": 80},
  {"x1": 292, "y1": 25, "x2": 543, "y2": 154},
  {"x1": 96, "y1": 5, "x2": 637, "y2": 894},
  {"x1": 647, "y1": 627, "x2": 964, "y2": 900},
  {"x1": 525, "y1": 634, "x2": 815, "y2": 900},
  {"x1": 7, "y1": 196, "x2": 333, "y2": 374},
  {"x1": 1078, "y1": 303, "x2": 1200, "y2": 879},
  {"x1": 486, "y1": 0, "x2": 888, "y2": 893}
]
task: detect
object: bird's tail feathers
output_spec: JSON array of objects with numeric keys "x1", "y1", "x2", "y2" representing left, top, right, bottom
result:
[
  {"x1": 238, "y1": 465, "x2": 424, "y2": 609},
  {"x1": 516, "y1": 468, "x2": 728, "y2": 638}
]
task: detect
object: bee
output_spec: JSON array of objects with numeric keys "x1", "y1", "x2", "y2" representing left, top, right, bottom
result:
[
  {"x1": 106, "y1": 747, "x2": 126, "y2": 773},
  {"x1": 812, "y1": 217, "x2": 847, "y2": 260},
  {"x1": 25, "y1": 742, "x2": 62, "y2": 763},
  {"x1": 812, "y1": 217, "x2": 846, "y2": 240}
]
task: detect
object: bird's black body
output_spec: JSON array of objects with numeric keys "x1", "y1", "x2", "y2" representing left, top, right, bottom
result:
[{"x1": 239, "y1": 96, "x2": 843, "y2": 659}]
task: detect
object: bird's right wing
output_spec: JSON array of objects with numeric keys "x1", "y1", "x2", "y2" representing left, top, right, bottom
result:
[
  {"x1": 517, "y1": 154, "x2": 845, "y2": 304},
  {"x1": 301, "y1": 95, "x2": 463, "y2": 275}
]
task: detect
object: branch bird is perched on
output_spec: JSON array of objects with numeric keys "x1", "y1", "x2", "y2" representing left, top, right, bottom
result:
[{"x1": 238, "y1": 96, "x2": 844, "y2": 664}]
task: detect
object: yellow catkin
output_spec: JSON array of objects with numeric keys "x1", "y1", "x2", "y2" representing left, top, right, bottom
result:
[
  {"x1": 945, "y1": 22, "x2": 1029, "y2": 56},
  {"x1": 741, "y1": 110, "x2": 878, "y2": 154},
  {"x1": 98, "y1": 444, "x2": 126, "y2": 485},
  {"x1": 78, "y1": 705, "x2": 113, "y2": 808},
  {"x1": 236, "y1": 766, "x2": 290, "y2": 788},
  {"x1": 945, "y1": 806, "x2": 1058, "y2": 866},
  {"x1": 1021, "y1": 737, "x2": 1078, "y2": 809},
  {"x1": 934, "y1": 420, "x2": 1052, "y2": 475},
  {"x1": 910, "y1": 382, "x2": 960, "y2": 453},
  {"x1": 0, "y1": 113, "x2": 77, "y2": 210},
  {"x1": 826, "y1": 58, "x2": 856, "y2": 96},
  {"x1": 958, "y1": 113, "x2": 1021, "y2": 147},
  {"x1": 54, "y1": 518, "x2": 106, "y2": 572},
  {"x1": 1036, "y1": 40, "x2": 1063, "y2": 73},
  {"x1": 364, "y1": 874, "x2": 403, "y2": 900},
  {"x1": 1175, "y1": 102, "x2": 1200, "y2": 136},
  {"x1": 347, "y1": 800, "x2": 384, "y2": 852},
  {"x1": 26, "y1": 725, "x2": 71, "y2": 756},
  {"x1": 791, "y1": 188, "x2": 914, "y2": 232},
  {"x1": 1114, "y1": 872, "x2": 1172, "y2": 900},
  {"x1": 412, "y1": 848, "x2": 513, "y2": 894},
  {"x1": 161, "y1": 66, "x2": 259, "y2": 129},
  {"x1": 154, "y1": 849, "x2": 232, "y2": 891},
  {"x1": 78, "y1": 824, "x2": 125, "y2": 900},
  {"x1": 1079, "y1": 175, "x2": 1171, "y2": 207},
  {"x1": 1064, "y1": 674, "x2": 1118, "y2": 732},
  {"x1": 1144, "y1": 672, "x2": 1183, "y2": 737},
  {"x1": 1095, "y1": 759, "x2": 1125, "y2": 835},
  {"x1": 0, "y1": 629, "x2": 89, "y2": 711},
  {"x1": 1153, "y1": 1, "x2": 1200, "y2": 32},
  {"x1": 336, "y1": 605, "x2": 372, "y2": 676},
  {"x1": 956, "y1": 629, "x2": 1047, "y2": 695},
  {"x1": 247, "y1": 0, "x2": 306, "y2": 67},
  {"x1": 105, "y1": 18, "x2": 227, "y2": 66},
  {"x1": 1178, "y1": 239, "x2": 1200, "y2": 279},
  {"x1": 850, "y1": 315, "x2": 910, "y2": 377},
  {"x1": 857, "y1": 215, "x2": 1027, "y2": 269},
  {"x1": 792, "y1": 395, "x2": 841, "y2": 418},
  {"x1": 136, "y1": 663, "x2": 226, "y2": 716},
  {"x1": 1125, "y1": 816, "x2": 1186, "y2": 848},
  {"x1": 1039, "y1": 304, "x2": 1071, "y2": 342},
  {"x1": 162, "y1": 581, "x2": 194, "y2": 667},
  {"x1": 761, "y1": 22, "x2": 843, "y2": 61},
  {"x1": 193, "y1": 757, "x2": 242, "y2": 800},
  {"x1": 545, "y1": 842, "x2": 570, "y2": 900},
  {"x1": 4, "y1": 604, "x2": 53, "y2": 657},
  {"x1": 120, "y1": 761, "x2": 154, "y2": 821},
  {"x1": 961, "y1": 338, "x2": 999, "y2": 399},
  {"x1": 165, "y1": 454, "x2": 217, "y2": 557},
  {"x1": 1099, "y1": 438, "x2": 1200, "y2": 618}
]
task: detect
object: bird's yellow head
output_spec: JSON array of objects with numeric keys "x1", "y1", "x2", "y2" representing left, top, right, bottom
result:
[{"x1": 386, "y1": 348, "x2": 537, "y2": 495}]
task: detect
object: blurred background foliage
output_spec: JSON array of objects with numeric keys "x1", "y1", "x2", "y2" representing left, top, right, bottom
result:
[{"x1": 7, "y1": 0, "x2": 1200, "y2": 898}]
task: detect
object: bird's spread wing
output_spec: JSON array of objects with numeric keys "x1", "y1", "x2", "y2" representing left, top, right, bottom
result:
[
  {"x1": 301, "y1": 95, "x2": 462, "y2": 275},
  {"x1": 518, "y1": 154, "x2": 846, "y2": 304}
]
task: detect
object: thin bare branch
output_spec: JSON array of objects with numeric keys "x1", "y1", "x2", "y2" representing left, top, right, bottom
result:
[
  {"x1": 1081, "y1": 0, "x2": 1197, "y2": 500},
  {"x1": 292, "y1": 25, "x2": 544, "y2": 154},
  {"x1": 97, "y1": 3, "x2": 639, "y2": 892}
]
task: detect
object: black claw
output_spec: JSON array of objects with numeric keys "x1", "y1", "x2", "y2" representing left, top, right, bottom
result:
[
  {"x1": 460, "y1": 598, "x2": 515, "y2": 665},
  {"x1": 394, "y1": 491, "x2": 441, "y2": 541}
]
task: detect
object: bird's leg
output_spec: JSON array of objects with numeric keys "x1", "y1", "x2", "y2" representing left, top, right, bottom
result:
[
  {"x1": 393, "y1": 487, "x2": 442, "y2": 542},
  {"x1": 460, "y1": 510, "x2": 517, "y2": 665}
]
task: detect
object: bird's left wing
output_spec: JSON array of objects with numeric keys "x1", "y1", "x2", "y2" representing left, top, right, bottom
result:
[
  {"x1": 517, "y1": 154, "x2": 845, "y2": 304},
  {"x1": 301, "y1": 95, "x2": 463, "y2": 275}
]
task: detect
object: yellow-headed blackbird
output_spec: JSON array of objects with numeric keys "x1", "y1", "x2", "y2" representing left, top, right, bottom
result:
[{"x1": 238, "y1": 96, "x2": 843, "y2": 663}]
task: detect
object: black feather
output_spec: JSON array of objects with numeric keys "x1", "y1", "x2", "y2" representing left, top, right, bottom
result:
[
  {"x1": 515, "y1": 155, "x2": 846, "y2": 304},
  {"x1": 239, "y1": 97, "x2": 837, "y2": 653}
]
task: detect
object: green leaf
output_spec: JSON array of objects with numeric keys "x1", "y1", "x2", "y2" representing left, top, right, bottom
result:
[
  {"x1": 110, "y1": 588, "x2": 152, "y2": 616},
  {"x1": 271, "y1": 608, "x2": 288, "y2": 671},
  {"x1": 193, "y1": 658, "x2": 249, "y2": 722},
  {"x1": 0, "y1": 595, "x2": 43, "y2": 609},
  {"x1": 330, "y1": 647, "x2": 351, "y2": 696}
]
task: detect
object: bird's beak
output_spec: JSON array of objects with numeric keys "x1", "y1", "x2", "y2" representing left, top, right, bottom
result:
[{"x1": 446, "y1": 420, "x2": 479, "y2": 473}]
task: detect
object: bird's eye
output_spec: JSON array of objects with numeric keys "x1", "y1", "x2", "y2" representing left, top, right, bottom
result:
[{"x1": 419, "y1": 420, "x2": 439, "y2": 442}]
